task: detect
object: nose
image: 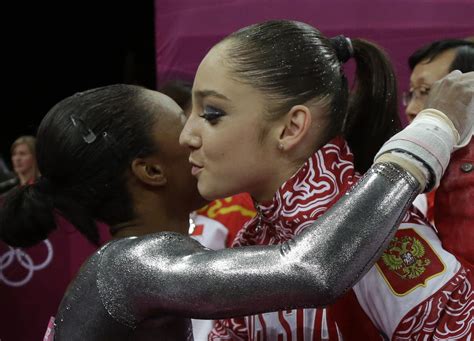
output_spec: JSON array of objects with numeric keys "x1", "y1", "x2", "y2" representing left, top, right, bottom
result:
[
  {"x1": 405, "y1": 98, "x2": 424, "y2": 123},
  {"x1": 179, "y1": 113, "x2": 201, "y2": 149}
]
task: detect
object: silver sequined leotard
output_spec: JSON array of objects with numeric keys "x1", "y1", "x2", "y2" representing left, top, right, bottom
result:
[{"x1": 54, "y1": 162, "x2": 420, "y2": 340}]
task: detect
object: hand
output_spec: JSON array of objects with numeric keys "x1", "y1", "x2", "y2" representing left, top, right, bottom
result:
[{"x1": 425, "y1": 70, "x2": 474, "y2": 143}]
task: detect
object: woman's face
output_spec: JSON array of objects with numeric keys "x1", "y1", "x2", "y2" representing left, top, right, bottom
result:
[
  {"x1": 11, "y1": 143, "x2": 36, "y2": 176},
  {"x1": 179, "y1": 44, "x2": 281, "y2": 201}
]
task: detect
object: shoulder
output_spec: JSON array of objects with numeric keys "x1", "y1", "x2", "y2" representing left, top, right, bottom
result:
[{"x1": 101, "y1": 232, "x2": 206, "y2": 262}]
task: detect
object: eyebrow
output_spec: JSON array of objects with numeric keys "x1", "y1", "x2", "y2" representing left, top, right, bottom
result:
[
  {"x1": 409, "y1": 76, "x2": 429, "y2": 88},
  {"x1": 194, "y1": 89, "x2": 230, "y2": 101},
  {"x1": 410, "y1": 82, "x2": 432, "y2": 90}
]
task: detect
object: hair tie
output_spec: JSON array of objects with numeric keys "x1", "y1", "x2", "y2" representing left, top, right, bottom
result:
[{"x1": 330, "y1": 35, "x2": 353, "y2": 63}]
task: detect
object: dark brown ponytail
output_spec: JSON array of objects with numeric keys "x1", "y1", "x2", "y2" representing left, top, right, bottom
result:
[{"x1": 343, "y1": 39, "x2": 401, "y2": 173}]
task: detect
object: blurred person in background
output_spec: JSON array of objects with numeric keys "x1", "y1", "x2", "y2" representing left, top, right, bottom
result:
[
  {"x1": 0, "y1": 136, "x2": 40, "y2": 197},
  {"x1": 0, "y1": 133, "x2": 110, "y2": 341},
  {"x1": 10, "y1": 135, "x2": 40, "y2": 186},
  {"x1": 404, "y1": 38, "x2": 474, "y2": 268}
]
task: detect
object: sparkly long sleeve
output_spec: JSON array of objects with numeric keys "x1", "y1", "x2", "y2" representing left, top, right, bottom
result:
[{"x1": 54, "y1": 162, "x2": 420, "y2": 340}]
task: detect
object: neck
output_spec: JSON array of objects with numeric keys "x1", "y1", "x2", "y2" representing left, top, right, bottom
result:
[
  {"x1": 18, "y1": 170, "x2": 35, "y2": 185},
  {"x1": 254, "y1": 134, "x2": 327, "y2": 203},
  {"x1": 253, "y1": 158, "x2": 306, "y2": 203}
]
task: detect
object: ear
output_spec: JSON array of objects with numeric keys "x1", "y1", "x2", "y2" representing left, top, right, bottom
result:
[
  {"x1": 131, "y1": 158, "x2": 167, "y2": 187},
  {"x1": 277, "y1": 105, "x2": 312, "y2": 151}
]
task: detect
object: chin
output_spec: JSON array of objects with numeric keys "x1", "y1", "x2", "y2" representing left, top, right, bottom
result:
[
  {"x1": 198, "y1": 183, "x2": 222, "y2": 201},
  {"x1": 198, "y1": 185, "x2": 238, "y2": 202},
  {"x1": 200, "y1": 191, "x2": 219, "y2": 202}
]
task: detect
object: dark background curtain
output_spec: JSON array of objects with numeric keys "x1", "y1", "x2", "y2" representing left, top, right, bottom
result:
[{"x1": 2, "y1": 0, "x2": 473, "y2": 162}]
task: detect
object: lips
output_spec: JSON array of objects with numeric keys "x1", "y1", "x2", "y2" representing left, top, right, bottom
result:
[
  {"x1": 191, "y1": 166, "x2": 202, "y2": 176},
  {"x1": 189, "y1": 158, "x2": 203, "y2": 176}
]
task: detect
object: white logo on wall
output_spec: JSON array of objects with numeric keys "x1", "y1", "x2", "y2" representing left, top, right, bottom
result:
[{"x1": 0, "y1": 240, "x2": 53, "y2": 287}]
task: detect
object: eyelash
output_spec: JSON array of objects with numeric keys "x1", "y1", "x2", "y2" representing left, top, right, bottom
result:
[{"x1": 199, "y1": 105, "x2": 226, "y2": 123}]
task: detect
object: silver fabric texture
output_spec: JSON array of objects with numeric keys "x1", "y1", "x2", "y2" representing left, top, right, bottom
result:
[{"x1": 54, "y1": 162, "x2": 419, "y2": 340}]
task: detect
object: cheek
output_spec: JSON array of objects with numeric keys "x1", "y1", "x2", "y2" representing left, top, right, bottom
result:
[
  {"x1": 24, "y1": 156, "x2": 35, "y2": 166},
  {"x1": 205, "y1": 140, "x2": 247, "y2": 174},
  {"x1": 204, "y1": 125, "x2": 260, "y2": 160},
  {"x1": 168, "y1": 151, "x2": 192, "y2": 177},
  {"x1": 209, "y1": 143, "x2": 266, "y2": 187},
  {"x1": 178, "y1": 169, "x2": 198, "y2": 193}
]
